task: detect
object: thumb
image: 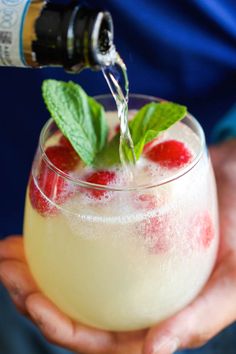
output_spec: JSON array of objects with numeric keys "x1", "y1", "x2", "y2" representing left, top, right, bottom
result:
[{"x1": 142, "y1": 252, "x2": 236, "y2": 354}]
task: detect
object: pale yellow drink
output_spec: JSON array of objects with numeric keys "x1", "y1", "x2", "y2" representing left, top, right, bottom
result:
[{"x1": 24, "y1": 111, "x2": 218, "y2": 331}]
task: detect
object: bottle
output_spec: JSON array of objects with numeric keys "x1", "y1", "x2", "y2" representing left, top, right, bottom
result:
[{"x1": 0, "y1": 0, "x2": 116, "y2": 72}]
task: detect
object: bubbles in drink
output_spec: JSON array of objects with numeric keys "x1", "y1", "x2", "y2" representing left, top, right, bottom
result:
[{"x1": 24, "y1": 111, "x2": 219, "y2": 330}]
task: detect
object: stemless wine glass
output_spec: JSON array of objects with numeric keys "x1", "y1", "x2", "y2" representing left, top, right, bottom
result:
[{"x1": 24, "y1": 95, "x2": 219, "y2": 331}]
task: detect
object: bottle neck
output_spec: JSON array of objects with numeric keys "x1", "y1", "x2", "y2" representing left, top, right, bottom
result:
[{"x1": 24, "y1": 1, "x2": 116, "y2": 72}]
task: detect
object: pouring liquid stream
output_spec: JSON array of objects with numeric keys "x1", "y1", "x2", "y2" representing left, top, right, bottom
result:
[{"x1": 102, "y1": 54, "x2": 136, "y2": 168}]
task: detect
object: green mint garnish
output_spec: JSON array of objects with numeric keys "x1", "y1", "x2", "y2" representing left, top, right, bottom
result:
[
  {"x1": 42, "y1": 80, "x2": 187, "y2": 167},
  {"x1": 95, "y1": 134, "x2": 120, "y2": 167},
  {"x1": 130, "y1": 101, "x2": 187, "y2": 160},
  {"x1": 95, "y1": 101, "x2": 187, "y2": 166},
  {"x1": 42, "y1": 80, "x2": 108, "y2": 166}
]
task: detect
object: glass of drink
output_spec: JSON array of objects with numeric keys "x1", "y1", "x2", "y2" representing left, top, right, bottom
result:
[{"x1": 24, "y1": 94, "x2": 219, "y2": 331}]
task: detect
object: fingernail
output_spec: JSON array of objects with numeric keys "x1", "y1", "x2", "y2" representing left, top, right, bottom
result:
[{"x1": 152, "y1": 336, "x2": 179, "y2": 354}]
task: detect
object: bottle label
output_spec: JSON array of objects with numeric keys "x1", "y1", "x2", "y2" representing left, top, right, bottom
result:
[{"x1": 0, "y1": 0, "x2": 30, "y2": 66}]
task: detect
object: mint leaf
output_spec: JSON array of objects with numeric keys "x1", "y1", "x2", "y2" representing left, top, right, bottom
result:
[
  {"x1": 42, "y1": 80, "x2": 187, "y2": 168},
  {"x1": 42, "y1": 80, "x2": 108, "y2": 165},
  {"x1": 129, "y1": 101, "x2": 187, "y2": 160},
  {"x1": 95, "y1": 101, "x2": 187, "y2": 166},
  {"x1": 87, "y1": 97, "x2": 107, "y2": 153},
  {"x1": 95, "y1": 134, "x2": 120, "y2": 167}
]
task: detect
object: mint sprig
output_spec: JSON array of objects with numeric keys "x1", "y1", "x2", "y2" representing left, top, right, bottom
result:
[
  {"x1": 95, "y1": 101, "x2": 187, "y2": 166},
  {"x1": 42, "y1": 80, "x2": 187, "y2": 167},
  {"x1": 42, "y1": 80, "x2": 108, "y2": 165},
  {"x1": 130, "y1": 101, "x2": 187, "y2": 160}
]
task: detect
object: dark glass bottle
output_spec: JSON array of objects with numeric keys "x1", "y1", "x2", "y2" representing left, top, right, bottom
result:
[{"x1": 0, "y1": 0, "x2": 116, "y2": 72}]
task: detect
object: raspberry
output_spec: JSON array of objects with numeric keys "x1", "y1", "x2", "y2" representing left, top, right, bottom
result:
[
  {"x1": 134, "y1": 193, "x2": 168, "y2": 253},
  {"x1": 135, "y1": 194, "x2": 158, "y2": 210},
  {"x1": 29, "y1": 132, "x2": 80, "y2": 215},
  {"x1": 190, "y1": 212, "x2": 215, "y2": 249},
  {"x1": 137, "y1": 215, "x2": 169, "y2": 254},
  {"x1": 143, "y1": 138, "x2": 160, "y2": 154},
  {"x1": 145, "y1": 139, "x2": 192, "y2": 168},
  {"x1": 85, "y1": 170, "x2": 116, "y2": 199},
  {"x1": 29, "y1": 143, "x2": 78, "y2": 215},
  {"x1": 114, "y1": 124, "x2": 120, "y2": 133},
  {"x1": 59, "y1": 135, "x2": 80, "y2": 164},
  {"x1": 29, "y1": 169, "x2": 70, "y2": 216},
  {"x1": 45, "y1": 145, "x2": 79, "y2": 172},
  {"x1": 59, "y1": 135, "x2": 76, "y2": 152}
]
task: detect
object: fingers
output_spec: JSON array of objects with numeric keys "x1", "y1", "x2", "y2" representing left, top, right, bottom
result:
[
  {"x1": 0, "y1": 236, "x2": 26, "y2": 262},
  {"x1": 0, "y1": 259, "x2": 38, "y2": 314},
  {"x1": 0, "y1": 236, "x2": 35, "y2": 314},
  {"x1": 209, "y1": 145, "x2": 224, "y2": 168},
  {"x1": 26, "y1": 293, "x2": 115, "y2": 354},
  {"x1": 209, "y1": 141, "x2": 236, "y2": 186},
  {"x1": 143, "y1": 252, "x2": 236, "y2": 354},
  {"x1": 0, "y1": 237, "x2": 116, "y2": 354}
]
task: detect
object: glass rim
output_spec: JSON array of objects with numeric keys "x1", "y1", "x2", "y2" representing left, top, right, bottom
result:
[{"x1": 39, "y1": 93, "x2": 206, "y2": 192}]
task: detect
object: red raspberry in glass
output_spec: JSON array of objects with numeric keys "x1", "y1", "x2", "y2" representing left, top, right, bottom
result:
[
  {"x1": 137, "y1": 215, "x2": 169, "y2": 254},
  {"x1": 85, "y1": 170, "x2": 116, "y2": 200},
  {"x1": 45, "y1": 145, "x2": 79, "y2": 172},
  {"x1": 190, "y1": 212, "x2": 215, "y2": 249},
  {"x1": 145, "y1": 139, "x2": 192, "y2": 168},
  {"x1": 29, "y1": 144, "x2": 78, "y2": 215},
  {"x1": 29, "y1": 169, "x2": 71, "y2": 216}
]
